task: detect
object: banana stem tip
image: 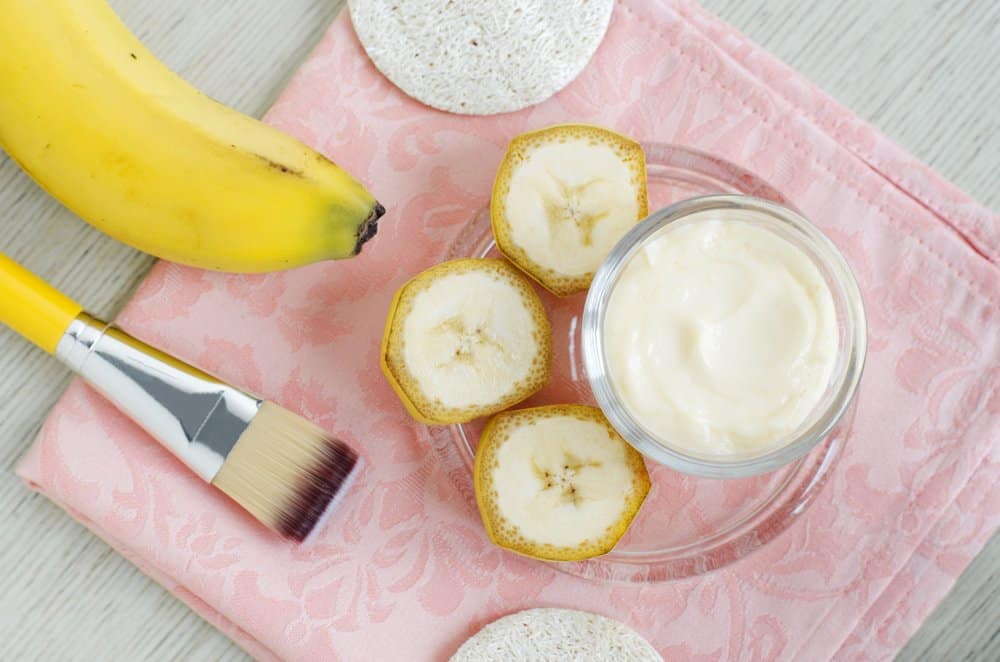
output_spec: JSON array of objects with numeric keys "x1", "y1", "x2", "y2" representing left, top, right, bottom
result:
[{"x1": 355, "y1": 202, "x2": 386, "y2": 254}]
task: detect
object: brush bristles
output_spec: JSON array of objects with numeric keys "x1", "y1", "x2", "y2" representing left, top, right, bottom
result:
[{"x1": 212, "y1": 401, "x2": 358, "y2": 542}]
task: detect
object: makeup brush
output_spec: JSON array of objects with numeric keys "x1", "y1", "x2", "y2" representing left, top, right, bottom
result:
[{"x1": 0, "y1": 253, "x2": 358, "y2": 542}]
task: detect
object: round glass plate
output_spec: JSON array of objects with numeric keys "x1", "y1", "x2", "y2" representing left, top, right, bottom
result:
[{"x1": 420, "y1": 143, "x2": 851, "y2": 583}]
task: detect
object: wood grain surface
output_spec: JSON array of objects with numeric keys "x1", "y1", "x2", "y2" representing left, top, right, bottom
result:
[{"x1": 0, "y1": 1, "x2": 996, "y2": 660}]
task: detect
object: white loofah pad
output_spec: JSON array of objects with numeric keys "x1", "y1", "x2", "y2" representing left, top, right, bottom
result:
[
  {"x1": 348, "y1": 0, "x2": 614, "y2": 115},
  {"x1": 450, "y1": 608, "x2": 662, "y2": 661}
]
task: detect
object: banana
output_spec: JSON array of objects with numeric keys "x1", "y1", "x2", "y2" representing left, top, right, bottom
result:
[
  {"x1": 0, "y1": 0, "x2": 384, "y2": 272},
  {"x1": 381, "y1": 259, "x2": 551, "y2": 425},
  {"x1": 492, "y1": 124, "x2": 647, "y2": 296},
  {"x1": 474, "y1": 405, "x2": 650, "y2": 561}
]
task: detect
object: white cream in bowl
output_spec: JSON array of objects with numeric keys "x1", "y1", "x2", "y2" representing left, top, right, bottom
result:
[{"x1": 603, "y1": 219, "x2": 839, "y2": 456}]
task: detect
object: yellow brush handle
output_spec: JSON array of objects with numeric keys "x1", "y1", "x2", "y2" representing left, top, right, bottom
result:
[{"x1": 0, "y1": 253, "x2": 82, "y2": 354}]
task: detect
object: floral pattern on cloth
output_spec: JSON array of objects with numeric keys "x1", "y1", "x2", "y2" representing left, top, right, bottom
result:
[{"x1": 16, "y1": 1, "x2": 999, "y2": 660}]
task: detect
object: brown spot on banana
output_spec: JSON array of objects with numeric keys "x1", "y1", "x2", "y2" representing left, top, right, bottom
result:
[{"x1": 256, "y1": 154, "x2": 305, "y2": 177}]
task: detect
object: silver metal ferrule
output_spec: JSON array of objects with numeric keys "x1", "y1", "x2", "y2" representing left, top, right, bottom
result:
[{"x1": 55, "y1": 314, "x2": 261, "y2": 482}]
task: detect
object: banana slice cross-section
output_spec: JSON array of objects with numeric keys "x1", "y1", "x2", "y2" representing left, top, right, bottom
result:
[
  {"x1": 382, "y1": 259, "x2": 551, "y2": 424},
  {"x1": 492, "y1": 124, "x2": 648, "y2": 296},
  {"x1": 475, "y1": 405, "x2": 650, "y2": 561}
]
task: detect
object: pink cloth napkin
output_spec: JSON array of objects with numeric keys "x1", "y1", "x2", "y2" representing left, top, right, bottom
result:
[{"x1": 17, "y1": 0, "x2": 999, "y2": 659}]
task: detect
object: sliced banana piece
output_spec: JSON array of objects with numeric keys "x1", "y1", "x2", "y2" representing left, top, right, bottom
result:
[
  {"x1": 492, "y1": 124, "x2": 648, "y2": 296},
  {"x1": 475, "y1": 405, "x2": 650, "y2": 561},
  {"x1": 382, "y1": 258, "x2": 551, "y2": 424}
]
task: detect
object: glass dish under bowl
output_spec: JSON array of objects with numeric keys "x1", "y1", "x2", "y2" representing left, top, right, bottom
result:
[
  {"x1": 584, "y1": 194, "x2": 867, "y2": 478},
  {"x1": 419, "y1": 143, "x2": 860, "y2": 583}
]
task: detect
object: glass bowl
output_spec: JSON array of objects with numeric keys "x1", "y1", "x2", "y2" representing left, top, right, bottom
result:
[
  {"x1": 583, "y1": 195, "x2": 868, "y2": 478},
  {"x1": 420, "y1": 143, "x2": 859, "y2": 583}
]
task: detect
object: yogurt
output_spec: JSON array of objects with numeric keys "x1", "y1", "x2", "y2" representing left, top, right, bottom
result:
[{"x1": 604, "y1": 218, "x2": 839, "y2": 455}]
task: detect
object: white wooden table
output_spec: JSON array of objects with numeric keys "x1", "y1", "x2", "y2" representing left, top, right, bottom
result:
[{"x1": 0, "y1": 1, "x2": 996, "y2": 660}]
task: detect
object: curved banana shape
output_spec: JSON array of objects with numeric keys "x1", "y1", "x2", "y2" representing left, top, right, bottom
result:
[{"x1": 0, "y1": 0, "x2": 384, "y2": 272}]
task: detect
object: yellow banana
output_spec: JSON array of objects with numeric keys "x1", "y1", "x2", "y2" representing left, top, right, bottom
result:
[{"x1": 0, "y1": 0, "x2": 384, "y2": 272}]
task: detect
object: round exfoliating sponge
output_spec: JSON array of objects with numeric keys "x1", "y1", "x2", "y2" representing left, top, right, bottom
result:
[
  {"x1": 450, "y1": 608, "x2": 662, "y2": 661},
  {"x1": 348, "y1": 0, "x2": 614, "y2": 115}
]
